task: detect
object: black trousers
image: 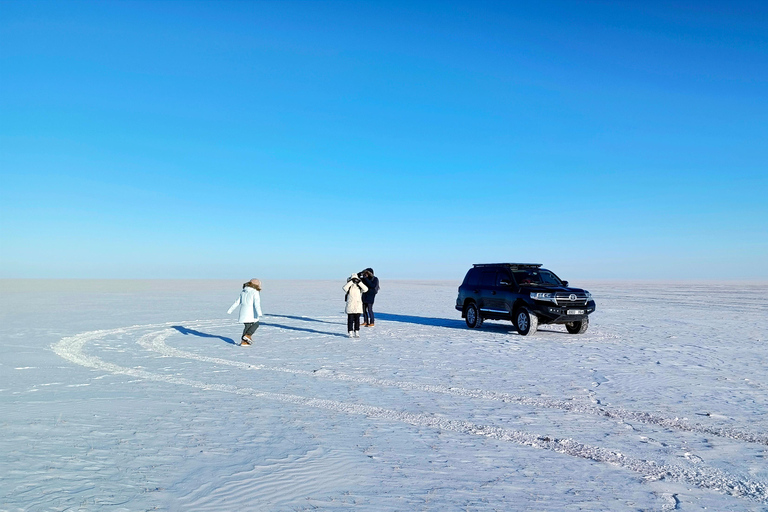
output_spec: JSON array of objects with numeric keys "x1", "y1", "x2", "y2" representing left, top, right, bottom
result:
[
  {"x1": 242, "y1": 322, "x2": 259, "y2": 338},
  {"x1": 363, "y1": 303, "x2": 374, "y2": 324},
  {"x1": 347, "y1": 314, "x2": 361, "y2": 332}
]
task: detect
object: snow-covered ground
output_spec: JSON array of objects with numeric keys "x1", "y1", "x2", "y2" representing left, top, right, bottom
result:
[{"x1": 1, "y1": 279, "x2": 766, "y2": 511}]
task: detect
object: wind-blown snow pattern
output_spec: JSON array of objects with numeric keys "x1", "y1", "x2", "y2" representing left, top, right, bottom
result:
[{"x1": 3, "y1": 279, "x2": 768, "y2": 510}]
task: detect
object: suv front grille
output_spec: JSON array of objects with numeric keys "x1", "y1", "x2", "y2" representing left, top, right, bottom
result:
[{"x1": 555, "y1": 292, "x2": 589, "y2": 306}]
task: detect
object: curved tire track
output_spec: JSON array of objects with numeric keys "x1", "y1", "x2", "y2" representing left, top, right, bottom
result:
[
  {"x1": 52, "y1": 322, "x2": 768, "y2": 505},
  {"x1": 143, "y1": 322, "x2": 768, "y2": 446}
]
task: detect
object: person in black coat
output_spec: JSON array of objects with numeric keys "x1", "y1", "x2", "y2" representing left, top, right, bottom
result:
[{"x1": 359, "y1": 268, "x2": 379, "y2": 327}]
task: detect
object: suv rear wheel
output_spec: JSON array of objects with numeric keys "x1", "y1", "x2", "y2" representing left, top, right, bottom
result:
[
  {"x1": 515, "y1": 308, "x2": 538, "y2": 336},
  {"x1": 565, "y1": 318, "x2": 589, "y2": 334},
  {"x1": 465, "y1": 303, "x2": 483, "y2": 328}
]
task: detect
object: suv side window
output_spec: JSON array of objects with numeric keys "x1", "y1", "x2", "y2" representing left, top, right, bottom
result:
[
  {"x1": 496, "y1": 271, "x2": 513, "y2": 286},
  {"x1": 479, "y1": 270, "x2": 496, "y2": 287},
  {"x1": 463, "y1": 268, "x2": 481, "y2": 286},
  {"x1": 512, "y1": 270, "x2": 533, "y2": 285}
]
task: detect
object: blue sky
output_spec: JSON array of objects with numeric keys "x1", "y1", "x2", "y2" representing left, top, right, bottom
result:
[{"x1": 1, "y1": 1, "x2": 766, "y2": 280}]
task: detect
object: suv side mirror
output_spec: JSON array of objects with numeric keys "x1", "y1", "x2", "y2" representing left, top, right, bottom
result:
[{"x1": 562, "y1": 280, "x2": 568, "y2": 286}]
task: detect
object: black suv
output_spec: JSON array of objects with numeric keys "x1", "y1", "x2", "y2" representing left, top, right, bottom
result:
[{"x1": 455, "y1": 263, "x2": 595, "y2": 335}]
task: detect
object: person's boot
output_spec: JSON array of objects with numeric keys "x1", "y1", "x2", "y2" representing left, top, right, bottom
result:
[
  {"x1": 348, "y1": 331, "x2": 354, "y2": 338},
  {"x1": 354, "y1": 331, "x2": 360, "y2": 338},
  {"x1": 241, "y1": 335, "x2": 252, "y2": 346}
]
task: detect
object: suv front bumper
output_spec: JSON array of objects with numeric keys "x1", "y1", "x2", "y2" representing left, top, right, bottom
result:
[{"x1": 531, "y1": 300, "x2": 596, "y2": 323}]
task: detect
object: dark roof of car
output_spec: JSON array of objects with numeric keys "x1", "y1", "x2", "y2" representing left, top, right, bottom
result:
[{"x1": 472, "y1": 263, "x2": 542, "y2": 269}]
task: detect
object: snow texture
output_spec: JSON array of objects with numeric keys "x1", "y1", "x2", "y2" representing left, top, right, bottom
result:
[{"x1": 1, "y1": 279, "x2": 767, "y2": 511}]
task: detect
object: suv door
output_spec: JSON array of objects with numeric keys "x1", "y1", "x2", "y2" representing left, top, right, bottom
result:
[
  {"x1": 496, "y1": 270, "x2": 517, "y2": 318},
  {"x1": 479, "y1": 270, "x2": 508, "y2": 315}
]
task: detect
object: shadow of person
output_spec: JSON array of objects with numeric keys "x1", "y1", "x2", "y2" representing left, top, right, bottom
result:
[
  {"x1": 172, "y1": 326, "x2": 236, "y2": 345},
  {"x1": 267, "y1": 314, "x2": 339, "y2": 325},
  {"x1": 261, "y1": 322, "x2": 349, "y2": 338}
]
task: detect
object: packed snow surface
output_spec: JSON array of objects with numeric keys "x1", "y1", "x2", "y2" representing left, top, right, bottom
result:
[{"x1": 1, "y1": 279, "x2": 767, "y2": 511}]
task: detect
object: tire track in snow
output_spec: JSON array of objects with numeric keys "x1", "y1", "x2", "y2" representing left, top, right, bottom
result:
[
  {"x1": 52, "y1": 324, "x2": 768, "y2": 505},
  {"x1": 141, "y1": 324, "x2": 768, "y2": 447}
]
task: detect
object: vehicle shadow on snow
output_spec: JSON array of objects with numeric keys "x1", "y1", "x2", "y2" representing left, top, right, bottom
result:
[
  {"x1": 172, "y1": 326, "x2": 237, "y2": 345},
  {"x1": 375, "y1": 313, "x2": 467, "y2": 329},
  {"x1": 376, "y1": 313, "x2": 516, "y2": 333},
  {"x1": 376, "y1": 313, "x2": 566, "y2": 336}
]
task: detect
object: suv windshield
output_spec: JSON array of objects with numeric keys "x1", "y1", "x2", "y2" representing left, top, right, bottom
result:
[{"x1": 512, "y1": 269, "x2": 562, "y2": 287}]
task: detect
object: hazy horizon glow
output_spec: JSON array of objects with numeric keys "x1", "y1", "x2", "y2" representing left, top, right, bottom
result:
[{"x1": 1, "y1": 1, "x2": 766, "y2": 280}]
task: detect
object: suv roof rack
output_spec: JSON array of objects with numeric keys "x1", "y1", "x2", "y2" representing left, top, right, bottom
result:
[{"x1": 473, "y1": 263, "x2": 542, "y2": 269}]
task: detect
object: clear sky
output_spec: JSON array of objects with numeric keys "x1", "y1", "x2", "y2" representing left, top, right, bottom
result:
[{"x1": 1, "y1": 1, "x2": 766, "y2": 280}]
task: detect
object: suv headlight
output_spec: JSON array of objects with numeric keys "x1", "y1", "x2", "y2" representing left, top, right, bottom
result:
[
  {"x1": 530, "y1": 292, "x2": 557, "y2": 303},
  {"x1": 586, "y1": 292, "x2": 592, "y2": 300}
]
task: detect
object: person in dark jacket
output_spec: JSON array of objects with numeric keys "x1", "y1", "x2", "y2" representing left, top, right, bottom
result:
[{"x1": 359, "y1": 268, "x2": 379, "y2": 327}]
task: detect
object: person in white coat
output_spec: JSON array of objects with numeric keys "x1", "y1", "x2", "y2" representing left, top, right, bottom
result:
[
  {"x1": 227, "y1": 278, "x2": 263, "y2": 346},
  {"x1": 343, "y1": 273, "x2": 368, "y2": 338}
]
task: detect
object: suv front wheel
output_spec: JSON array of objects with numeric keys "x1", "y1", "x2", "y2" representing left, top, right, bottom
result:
[
  {"x1": 565, "y1": 318, "x2": 589, "y2": 334},
  {"x1": 465, "y1": 303, "x2": 484, "y2": 328},
  {"x1": 515, "y1": 308, "x2": 538, "y2": 336}
]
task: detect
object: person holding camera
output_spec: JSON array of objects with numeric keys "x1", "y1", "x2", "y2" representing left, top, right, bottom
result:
[
  {"x1": 359, "y1": 268, "x2": 380, "y2": 327},
  {"x1": 343, "y1": 273, "x2": 368, "y2": 338}
]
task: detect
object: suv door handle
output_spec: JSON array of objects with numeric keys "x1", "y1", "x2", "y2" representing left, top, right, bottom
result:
[
  {"x1": 473, "y1": 290, "x2": 479, "y2": 294},
  {"x1": 492, "y1": 291, "x2": 497, "y2": 295}
]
